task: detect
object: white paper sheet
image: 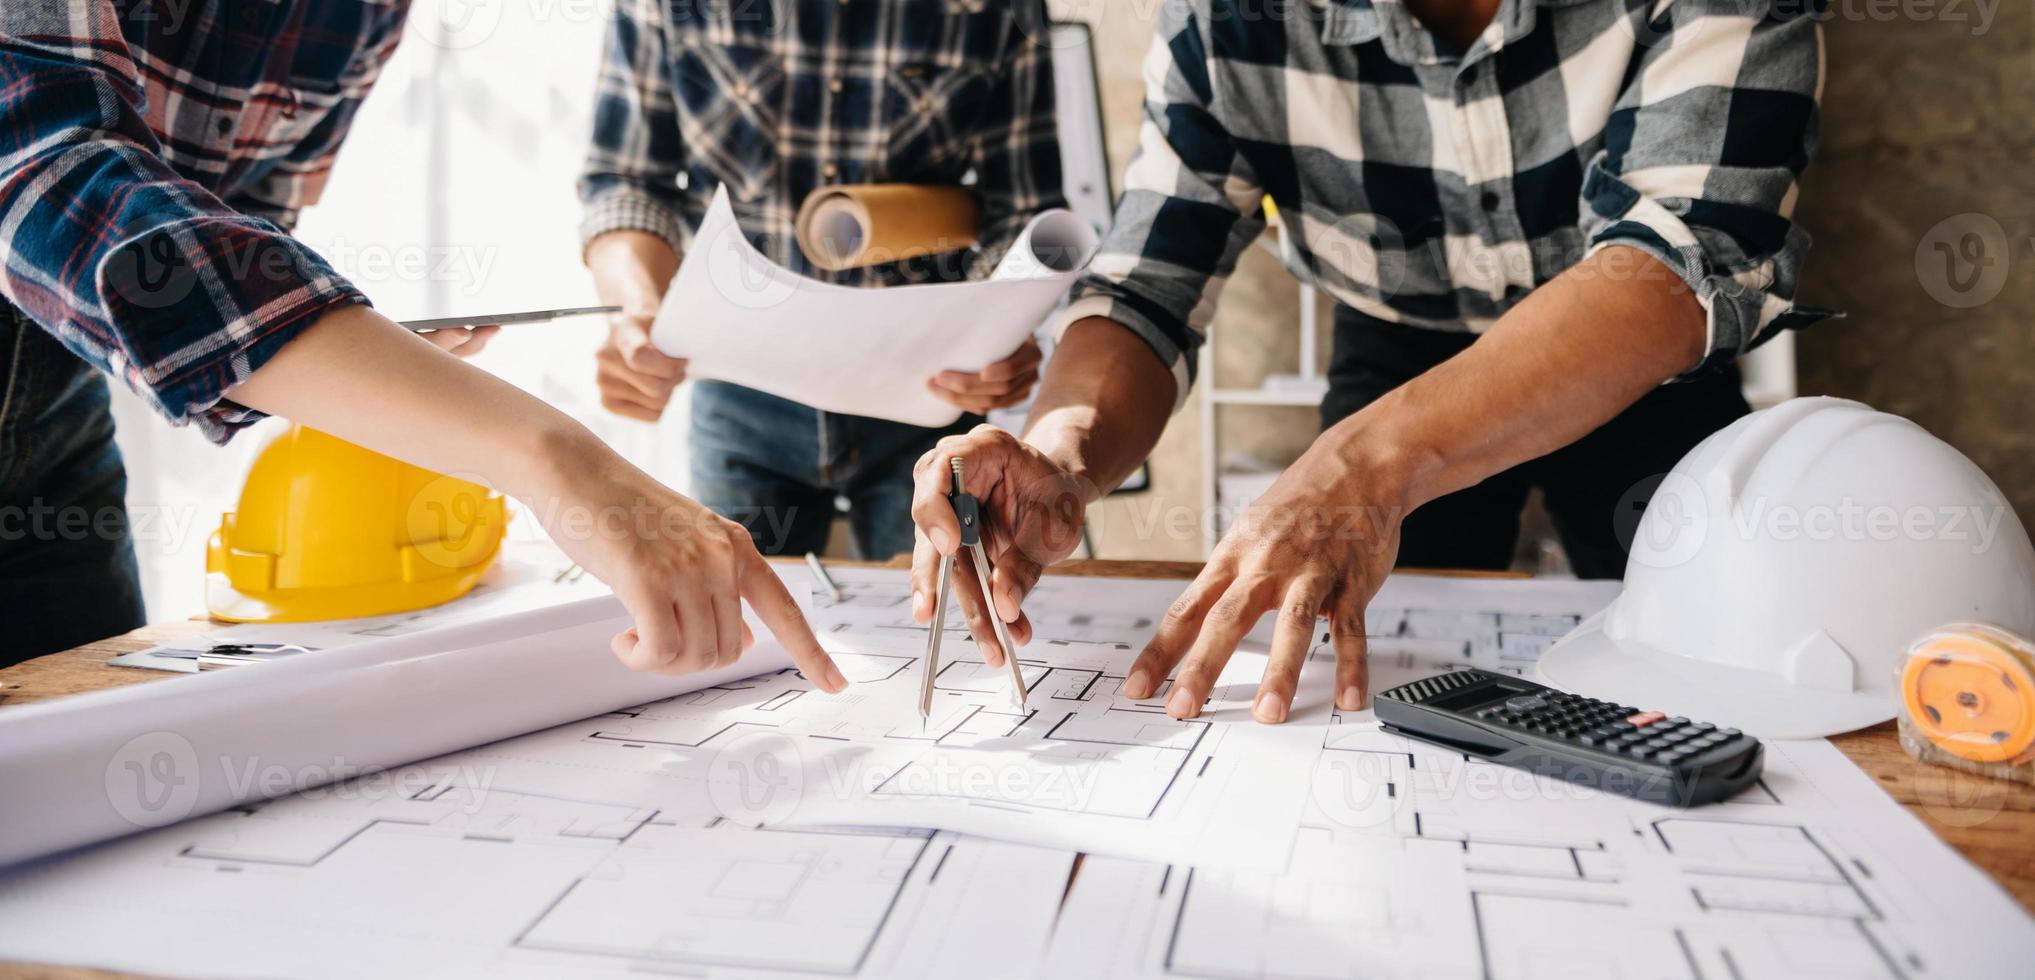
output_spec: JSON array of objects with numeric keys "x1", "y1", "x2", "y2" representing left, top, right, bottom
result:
[
  {"x1": 652, "y1": 186, "x2": 1096, "y2": 427},
  {"x1": 722, "y1": 568, "x2": 1331, "y2": 870},
  {"x1": 182, "y1": 568, "x2": 1320, "y2": 873},
  {"x1": 1045, "y1": 579, "x2": 2035, "y2": 979},
  {"x1": 0, "y1": 796, "x2": 1069, "y2": 980},
  {"x1": 0, "y1": 572, "x2": 803, "y2": 868}
]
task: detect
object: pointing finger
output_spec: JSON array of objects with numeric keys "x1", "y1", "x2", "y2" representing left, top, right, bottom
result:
[{"x1": 740, "y1": 550, "x2": 848, "y2": 692}]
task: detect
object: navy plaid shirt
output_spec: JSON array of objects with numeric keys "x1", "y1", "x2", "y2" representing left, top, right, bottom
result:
[
  {"x1": 0, "y1": 0, "x2": 405, "y2": 441},
  {"x1": 580, "y1": 0, "x2": 1065, "y2": 286},
  {"x1": 1061, "y1": 0, "x2": 1833, "y2": 407}
]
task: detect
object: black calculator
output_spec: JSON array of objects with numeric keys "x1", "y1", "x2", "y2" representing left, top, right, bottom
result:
[{"x1": 1374, "y1": 669, "x2": 1763, "y2": 807}]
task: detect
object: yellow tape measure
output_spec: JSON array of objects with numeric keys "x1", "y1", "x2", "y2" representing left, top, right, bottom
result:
[{"x1": 1897, "y1": 623, "x2": 2035, "y2": 780}]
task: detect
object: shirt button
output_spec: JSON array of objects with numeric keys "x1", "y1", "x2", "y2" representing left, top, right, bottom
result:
[
  {"x1": 828, "y1": 78, "x2": 843, "y2": 94},
  {"x1": 822, "y1": 163, "x2": 838, "y2": 179},
  {"x1": 215, "y1": 116, "x2": 233, "y2": 136},
  {"x1": 1481, "y1": 191, "x2": 1501, "y2": 212}
]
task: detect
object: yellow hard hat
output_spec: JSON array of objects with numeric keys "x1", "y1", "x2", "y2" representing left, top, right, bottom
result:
[{"x1": 206, "y1": 424, "x2": 508, "y2": 623}]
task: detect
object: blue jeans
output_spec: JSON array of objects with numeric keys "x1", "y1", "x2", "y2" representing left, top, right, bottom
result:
[
  {"x1": 0, "y1": 306, "x2": 146, "y2": 665},
  {"x1": 689, "y1": 381, "x2": 975, "y2": 560}
]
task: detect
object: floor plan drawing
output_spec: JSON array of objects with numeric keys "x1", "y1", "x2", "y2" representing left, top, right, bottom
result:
[
  {"x1": 1045, "y1": 580, "x2": 2035, "y2": 980},
  {"x1": 447, "y1": 568, "x2": 1332, "y2": 870},
  {"x1": 11, "y1": 570, "x2": 2031, "y2": 978},
  {"x1": 0, "y1": 767, "x2": 1070, "y2": 979}
]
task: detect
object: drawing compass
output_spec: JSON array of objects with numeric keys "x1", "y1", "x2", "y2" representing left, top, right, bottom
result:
[{"x1": 921, "y1": 457, "x2": 1030, "y2": 728}]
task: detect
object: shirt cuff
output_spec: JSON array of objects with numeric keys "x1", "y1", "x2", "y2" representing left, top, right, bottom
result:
[
  {"x1": 1050, "y1": 293, "x2": 1195, "y2": 415},
  {"x1": 93, "y1": 219, "x2": 370, "y2": 445},
  {"x1": 179, "y1": 285, "x2": 368, "y2": 445},
  {"x1": 1580, "y1": 170, "x2": 1834, "y2": 378},
  {"x1": 580, "y1": 188, "x2": 686, "y2": 258}
]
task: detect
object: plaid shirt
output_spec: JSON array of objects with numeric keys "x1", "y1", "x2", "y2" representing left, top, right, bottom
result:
[
  {"x1": 580, "y1": 0, "x2": 1064, "y2": 286},
  {"x1": 0, "y1": 0, "x2": 403, "y2": 441},
  {"x1": 1063, "y1": 0, "x2": 1832, "y2": 406}
]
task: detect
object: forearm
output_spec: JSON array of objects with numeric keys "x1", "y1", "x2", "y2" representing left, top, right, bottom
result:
[
  {"x1": 585, "y1": 230, "x2": 680, "y2": 314},
  {"x1": 1020, "y1": 316, "x2": 1177, "y2": 500},
  {"x1": 225, "y1": 304, "x2": 609, "y2": 501},
  {"x1": 1339, "y1": 246, "x2": 1710, "y2": 511}
]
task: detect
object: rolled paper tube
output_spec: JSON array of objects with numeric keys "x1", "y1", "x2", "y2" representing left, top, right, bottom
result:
[{"x1": 795, "y1": 184, "x2": 981, "y2": 272}]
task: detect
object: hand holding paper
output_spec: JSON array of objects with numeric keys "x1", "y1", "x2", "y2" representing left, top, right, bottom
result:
[
  {"x1": 651, "y1": 186, "x2": 1097, "y2": 428},
  {"x1": 926, "y1": 337, "x2": 1043, "y2": 414}
]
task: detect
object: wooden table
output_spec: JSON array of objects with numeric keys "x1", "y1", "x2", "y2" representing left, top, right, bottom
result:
[{"x1": 4, "y1": 558, "x2": 2034, "y2": 979}]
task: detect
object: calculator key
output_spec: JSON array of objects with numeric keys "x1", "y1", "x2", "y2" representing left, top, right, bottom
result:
[
  {"x1": 1505, "y1": 695, "x2": 1549, "y2": 712},
  {"x1": 1663, "y1": 748, "x2": 1695, "y2": 765},
  {"x1": 1626, "y1": 711, "x2": 1666, "y2": 728},
  {"x1": 1666, "y1": 717, "x2": 1688, "y2": 727},
  {"x1": 1579, "y1": 733, "x2": 1607, "y2": 747}
]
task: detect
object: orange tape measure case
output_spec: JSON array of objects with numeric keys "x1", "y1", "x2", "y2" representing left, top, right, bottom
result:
[{"x1": 1897, "y1": 623, "x2": 2035, "y2": 783}]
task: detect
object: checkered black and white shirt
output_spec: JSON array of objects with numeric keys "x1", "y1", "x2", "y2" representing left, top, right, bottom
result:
[
  {"x1": 1061, "y1": 0, "x2": 1832, "y2": 405},
  {"x1": 580, "y1": 0, "x2": 1065, "y2": 286}
]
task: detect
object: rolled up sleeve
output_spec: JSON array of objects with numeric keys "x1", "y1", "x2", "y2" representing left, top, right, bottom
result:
[
  {"x1": 1053, "y1": 0, "x2": 1266, "y2": 412},
  {"x1": 1579, "y1": 0, "x2": 1835, "y2": 371},
  {"x1": 578, "y1": 0, "x2": 687, "y2": 255},
  {"x1": 0, "y1": 3, "x2": 365, "y2": 443}
]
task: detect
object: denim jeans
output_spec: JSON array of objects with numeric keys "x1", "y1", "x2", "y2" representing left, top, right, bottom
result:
[
  {"x1": 689, "y1": 381, "x2": 976, "y2": 561},
  {"x1": 0, "y1": 306, "x2": 146, "y2": 665},
  {"x1": 1320, "y1": 305, "x2": 1751, "y2": 579}
]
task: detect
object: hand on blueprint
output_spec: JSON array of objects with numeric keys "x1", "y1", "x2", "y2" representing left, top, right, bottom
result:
[
  {"x1": 531, "y1": 446, "x2": 847, "y2": 691},
  {"x1": 909, "y1": 425, "x2": 1092, "y2": 666},
  {"x1": 595, "y1": 312, "x2": 689, "y2": 421},
  {"x1": 418, "y1": 324, "x2": 500, "y2": 358},
  {"x1": 925, "y1": 338, "x2": 1042, "y2": 415},
  {"x1": 1123, "y1": 442, "x2": 1398, "y2": 723}
]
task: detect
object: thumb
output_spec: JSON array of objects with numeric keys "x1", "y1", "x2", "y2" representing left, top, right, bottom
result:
[{"x1": 617, "y1": 317, "x2": 684, "y2": 373}]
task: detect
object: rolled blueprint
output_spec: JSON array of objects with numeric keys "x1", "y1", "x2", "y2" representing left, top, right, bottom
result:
[
  {"x1": 0, "y1": 591, "x2": 798, "y2": 868},
  {"x1": 795, "y1": 184, "x2": 980, "y2": 272},
  {"x1": 657, "y1": 185, "x2": 1100, "y2": 428}
]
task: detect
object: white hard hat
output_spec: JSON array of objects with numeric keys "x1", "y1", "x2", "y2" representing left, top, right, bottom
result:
[{"x1": 1538, "y1": 397, "x2": 2035, "y2": 739}]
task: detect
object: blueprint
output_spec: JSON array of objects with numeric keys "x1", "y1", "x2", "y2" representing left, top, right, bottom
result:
[
  {"x1": 0, "y1": 774, "x2": 1069, "y2": 979},
  {"x1": 393, "y1": 569, "x2": 1330, "y2": 871},
  {"x1": 1044, "y1": 579, "x2": 2035, "y2": 980},
  {"x1": 694, "y1": 568, "x2": 1335, "y2": 870},
  {"x1": 8, "y1": 569, "x2": 2029, "y2": 977},
  {"x1": 0, "y1": 568, "x2": 1320, "y2": 976}
]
